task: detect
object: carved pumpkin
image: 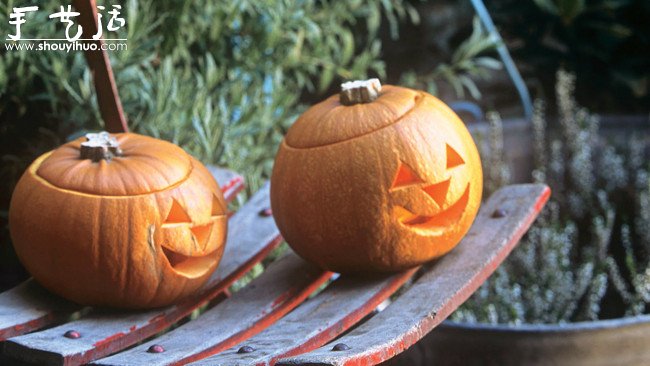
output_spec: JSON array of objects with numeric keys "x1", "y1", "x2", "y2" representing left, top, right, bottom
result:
[
  {"x1": 9, "y1": 132, "x2": 227, "y2": 308},
  {"x1": 271, "y1": 79, "x2": 482, "y2": 272}
]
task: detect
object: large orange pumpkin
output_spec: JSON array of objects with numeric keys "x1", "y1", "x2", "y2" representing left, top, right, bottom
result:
[
  {"x1": 9, "y1": 132, "x2": 227, "y2": 308},
  {"x1": 271, "y1": 79, "x2": 482, "y2": 272}
]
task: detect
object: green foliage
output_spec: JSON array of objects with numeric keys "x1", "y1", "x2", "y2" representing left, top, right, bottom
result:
[
  {"x1": 1, "y1": 0, "x2": 503, "y2": 202},
  {"x1": 454, "y1": 70, "x2": 650, "y2": 324},
  {"x1": 0, "y1": 0, "x2": 419, "y2": 198},
  {"x1": 400, "y1": 16, "x2": 502, "y2": 99}
]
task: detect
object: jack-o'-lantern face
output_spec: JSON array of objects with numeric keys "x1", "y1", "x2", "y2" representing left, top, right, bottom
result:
[
  {"x1": 372, "y1": 123, "x2": 481, "y2": 270},
  {"x1": 390, "y1": 144, "x2": 470, "y2": 236},
  {"x1": 9, "y1": 132, "x2": 228, "y2": 309},
  {"x1": 271, "y1": 82, "x2": 483, "y2": 273},
  {"x1": 158, "y1": 195, "x2": 227, "y2": 279}
]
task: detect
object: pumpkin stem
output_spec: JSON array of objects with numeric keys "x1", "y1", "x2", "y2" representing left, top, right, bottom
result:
[
  {"x1": 340, "y1": 78, "x2": 381, "y2": 105},
  {"x1": 80, "y1": 132, "x2": 122, "y2": 162}
]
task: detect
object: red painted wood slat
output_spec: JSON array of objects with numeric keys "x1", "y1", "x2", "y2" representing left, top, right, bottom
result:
[
  {"x1": 0, "y1": 167, "x2": 243, "y2": 342},
  {"x1": 186, "y1": 268, "x2": 418, "y2": 366},
  {"x1": 93, "y1": 253, "x2": 332, "y2": 366},
  {"x1": 277, "y1": 184, "x2": 550, "y2": 366}
]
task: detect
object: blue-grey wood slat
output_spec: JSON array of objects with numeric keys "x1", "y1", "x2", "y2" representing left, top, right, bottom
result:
[
  {"x1": 0, "y1": 280, "x2": 81, "y2": 341},
  {"x1": 93, "y1": 253, "x2": 331, "y2": 366},
  {"x1": 186, "y1": 269, "x2": 417, "y2": 366}
]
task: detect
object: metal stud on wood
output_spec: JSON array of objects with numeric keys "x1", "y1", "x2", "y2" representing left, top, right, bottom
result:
[
  {"x1": 147, "y1": 345, "x2": 164, "y2": 354},
  {"x1": 63, "y1": 331, "x2": 81, "y2": 339},
  {"x1": 332, "y1": 343, "x2": 351, "y2": 351},
  {"x1": 238, "y1": 346, "x2": 255, "y2": 354}
]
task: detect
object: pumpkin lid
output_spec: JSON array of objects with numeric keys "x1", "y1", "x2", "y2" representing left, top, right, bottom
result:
[
  {"x1": 35, "y1": 133, "x2": 192, "y2": 196},
  {"x1": 285, "y1": 84, "x2": 421, "y2": 149}
]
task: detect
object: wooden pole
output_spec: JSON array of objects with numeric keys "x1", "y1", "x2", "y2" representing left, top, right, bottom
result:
[{"x1": 72, "y1": 0, "x2": 129, "y2": 133}]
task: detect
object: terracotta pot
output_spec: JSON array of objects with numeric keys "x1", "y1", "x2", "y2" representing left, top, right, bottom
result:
[{"x1": 390, "y1": 316, "x2": 650, "y2": 366}]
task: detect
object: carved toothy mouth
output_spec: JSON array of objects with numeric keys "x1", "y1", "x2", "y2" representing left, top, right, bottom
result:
[
  {"x1": 161, "y1": 245, "x2": 219, "y2": 279},
  {"x1": 394, "y1": 183, "x2": 470, "y2": 235},
  {"x1": 159, "y1": 216, "x2": 225, "y2": 279}
]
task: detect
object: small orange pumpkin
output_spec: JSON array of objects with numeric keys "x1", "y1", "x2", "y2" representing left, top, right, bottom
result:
[
  {"x1": 271, "y1": 79, "x2": 482, "y2": 272},
  {"x1": 9, "y1": 132, "x2": 227, "y2": 308}
]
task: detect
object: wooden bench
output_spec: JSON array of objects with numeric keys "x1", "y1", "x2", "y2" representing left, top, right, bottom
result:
[{"x1": 0, "y1": 166, "x2": 549, "y2": 365}]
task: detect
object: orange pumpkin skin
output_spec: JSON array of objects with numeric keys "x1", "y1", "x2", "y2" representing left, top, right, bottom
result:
[
  {"x1": 270, "y1": 85, "x2": 482, "y2": 272},
  {"x1": 9, "y1": 133, "x2": 227, "y2": 308}
]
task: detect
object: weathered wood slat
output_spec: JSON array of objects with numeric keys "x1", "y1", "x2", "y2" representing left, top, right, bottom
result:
[
  {"x1": 3, "y1": 182, "x2": 280, "y2": 366},
  {"x1": 187, "y1": 268, "x2": 418, "y2": 366},
  {"x1": 203, "y1": 182, "x2": 281, "y2": 291},
  {"x1": 0, "y1": 167, "x2": 243, "y2": 341},
  {"x1": 93, "y1": 253, "x2": 332, "y2": 366},
  {"x1": 277, "y1": 184, "x2": 550, "y2": 366},
  {"x1": 0, "y1": 281, "x2": 80, "y2": 341},
  {"x1": 207, "y1": 166, "x2": 245, "y2": 202}
]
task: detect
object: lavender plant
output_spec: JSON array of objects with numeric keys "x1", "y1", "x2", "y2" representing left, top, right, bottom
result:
[{"x1": 453, "y1": 70, "x2": 650, "y2": 324}]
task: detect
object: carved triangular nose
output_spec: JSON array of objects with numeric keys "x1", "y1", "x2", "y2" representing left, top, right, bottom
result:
[
  {"x1": 422, "y1": 178, "x2": 451, "y2": 207},
  {"x1": 190, "y1": 223, "x2": 213, "y2": 251}
]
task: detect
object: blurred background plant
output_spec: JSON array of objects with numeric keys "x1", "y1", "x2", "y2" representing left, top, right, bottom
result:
[
  {"x1": 453, "y1": 70, "x2": 649, "y2": 324},
  {"x1": 482, "y1": 0, "x2": 650, "y2": 112},
  {"x1": 0, "y1": 0, "x2": 500, "y2": 291},
  {"x1": 399, "y1": 16, "x2": 502, "y2": 100}
]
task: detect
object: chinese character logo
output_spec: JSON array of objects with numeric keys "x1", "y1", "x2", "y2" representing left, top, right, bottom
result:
[
  {"x1": 8, "y1": 6, "x2": 38, "y2": 41},
  {"x1": 7, "y1": 4, "x2": 126, "y2": 42}
]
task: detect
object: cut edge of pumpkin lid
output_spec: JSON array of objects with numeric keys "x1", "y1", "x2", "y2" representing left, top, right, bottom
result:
[
  {"x1": 33, "y1": 133, "x2": 194, "y2": 197},
  {"x1": 284, "y1": 84, "x2": 423, "y2": 149}
]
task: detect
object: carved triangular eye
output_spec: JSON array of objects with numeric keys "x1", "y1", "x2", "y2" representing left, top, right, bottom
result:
[
  {"x1": 164, "y1": 199, "x2": 192, "y2": 224},
  {"x1": 422, "y1": 178, "x2": 451, "y2": 207},
  {"x1": 446, "y1": 144, "x2": 465, "y2": 169},
  {"x1": 391, "y1": 161, "x2": 424, "y2": 190},
  {"x1": 211, "y1": 194, "x2": 225, "y2": 216}
]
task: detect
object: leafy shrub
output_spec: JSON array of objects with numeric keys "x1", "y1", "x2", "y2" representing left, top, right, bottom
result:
[
  {"x1": 400, "y1": 16, "x2": 502, "y2": 100},
  {"x1": 0, "y1": 0, "x2": 421, "y2": 197},
  {"x1": 0, "y1": 1, "x2": 500, "y2": 199}
]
